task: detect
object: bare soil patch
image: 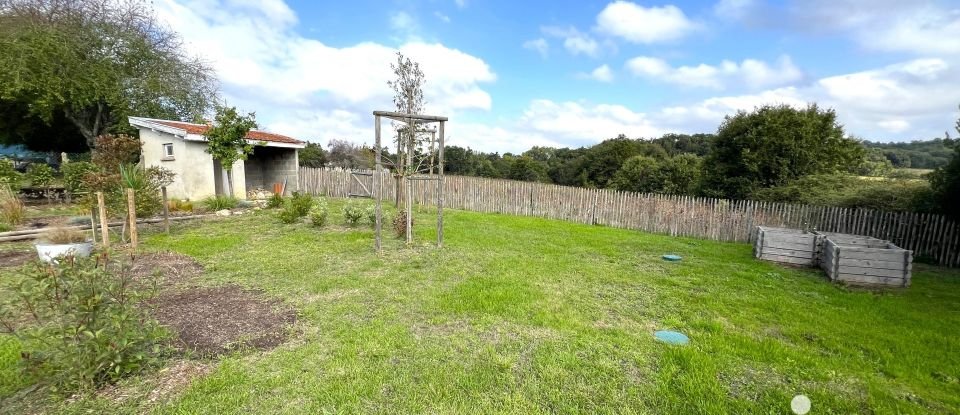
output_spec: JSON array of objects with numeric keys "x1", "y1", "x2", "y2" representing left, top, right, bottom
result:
[
  {"x1": 148, "y1": 285, "x2": 296, "y2": 356},
  {"x1": 0, "y1": 249, "x2": 35, "y2": 268},
  {"x1": 129, "y1": 252, "x2": 205, "y2": 287}
]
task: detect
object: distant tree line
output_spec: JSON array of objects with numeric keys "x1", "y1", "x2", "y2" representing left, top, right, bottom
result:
[
  {"x1": 864, "y1": 138, "x2": 955, "y2": 170},
  {"x1": 301, "y1": 104, "x2": 959, "y2": 217}
]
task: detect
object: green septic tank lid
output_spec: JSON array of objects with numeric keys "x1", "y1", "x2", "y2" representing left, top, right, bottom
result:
[
  {"x1": 654, "y1": 330, "x2": 689, "y2": 345},
  {"x1": 662, "y1": 254, "x2": 682, "y2": 261}
]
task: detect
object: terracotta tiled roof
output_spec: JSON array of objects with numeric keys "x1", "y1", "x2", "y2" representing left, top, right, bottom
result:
[{"x1": 151, "y1": 120, "x2": 304, "y2": 145}]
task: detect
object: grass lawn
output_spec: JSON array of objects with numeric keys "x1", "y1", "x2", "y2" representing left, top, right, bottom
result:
[{"x1": 2, "y1": 199, "x2": 959, "y2": 413}]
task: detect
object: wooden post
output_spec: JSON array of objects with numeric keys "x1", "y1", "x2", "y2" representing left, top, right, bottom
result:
[
  {"x1": 161, "y1": 186, "x2": 170, "y2": 233},
  {"x1": 97, "y1": 191, "x2": 109, "y2": 248},
  {"x1": 437, "y1": 120, "x2": 445, "y2": 248},
  {"x1": 405, "y1": 122, "x2": 414, "y2": 244},
  {"x1": 89, "y1": 205, "x2": 98, "y2": 243},
  {"x1": 127, "y1": 188, "x2": 137, "y2": 249},
  {"x1": 373, "y1": 114, "x2": 382, "y2": 254},
  {"x1": 429, "y1": 128, "x2": 436, "y2": 175}
]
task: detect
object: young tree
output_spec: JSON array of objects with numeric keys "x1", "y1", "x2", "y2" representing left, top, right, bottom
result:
[
  {"x1": 609, "y1": 156, "x2": 661, "y2": 193},
  {"x1": 700, "y1": 104, "x2": 865, "y2": 199},
  {"x1": 387, "y1": 52, "x2": 427, "y2": 207},
  {"x1": 929, "y1": 106, "x2": 960, "y2": 219},
  {"x1": 0, "y1": 0, "x2": 217, "y2": 149},
  {"x1": 203, "y1": 106, "x2": 257, "y2": 197}
]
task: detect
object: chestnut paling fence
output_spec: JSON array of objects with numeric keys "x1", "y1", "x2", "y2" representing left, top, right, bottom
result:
[{"x1": 299, "y1": 167, "x2": 960, "y2": 267}]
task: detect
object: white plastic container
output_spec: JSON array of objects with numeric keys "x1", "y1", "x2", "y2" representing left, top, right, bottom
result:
[{"x1": 35, "y1": 241, "x2": 93, "y2": 263}]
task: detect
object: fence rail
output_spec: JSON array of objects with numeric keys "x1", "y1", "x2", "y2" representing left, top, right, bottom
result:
[{"x1": 299, "y1": 167, "x2": 960, "y2": 267}]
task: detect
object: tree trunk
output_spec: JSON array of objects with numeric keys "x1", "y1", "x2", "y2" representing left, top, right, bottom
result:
[
  {"x1": 224, "y1": 168, "x2": 233, "y2": 197},
  {"x1": 63, "y1": 102, "x2": 112, "y2": 148}
]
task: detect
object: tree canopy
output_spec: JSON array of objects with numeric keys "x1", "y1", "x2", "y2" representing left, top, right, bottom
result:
[
  {"x1": 0, "y1": 0, "x2": 217, "y2": 150},
  {"x1": 701, "y1": 104, "x2": 864, "y2": 199},
  {"x1": 204, "y1": 105, "x2": 257, "y2": 195}
]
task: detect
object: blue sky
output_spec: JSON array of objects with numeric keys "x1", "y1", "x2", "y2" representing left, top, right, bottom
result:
[{"x1": 155, "y1": 0, "x2": 960, "y2": 153}]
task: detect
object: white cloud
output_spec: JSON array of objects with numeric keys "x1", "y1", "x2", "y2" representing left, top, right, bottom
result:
[
  {"x1": 626, "y1": 55, "x2": 803, "y2": 90},
  {"x1": 714, "y1": 0, "x2": 756, "y2": 20},
  {"x1": 390, "y1": 11, "x2": 418, "y2": 34},
  {"x1": 434, "y1": 11, "x2": 450, "y2": 23},
  {"x1": 595, "y1": 1, "x2": 697, "y2": 43},
  {"x1": 542, "y1": 26, "x2": 602, "y2": 57},
  {"x1": 583, "y1": 64, "x2": 614, "y2": 82},
  {"x1": 792, "y1": 1, "x2": 960, "y2": 55},
  {"x1": 878, "y1": 119, "x2": 910, "y2": 133},
  {"x1": 454, "y1": 0, "x2": 467, "y2": 9},
  {"x1": 522, "y1": 38, "x2": 549, "y2": 58},
  {"x1": 153, "y1": 0, "x2": 496, "y2": 147}
]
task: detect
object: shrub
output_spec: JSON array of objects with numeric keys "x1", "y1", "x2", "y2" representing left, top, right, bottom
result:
[
  {"x1": 0, "y1": 185, "x2": 24, "y2": 226},
  {"x1": 0, "y1": 252, "x2": 168, "y2": 393},
  {"x1": 91, "y1": 134, "x2": 141, "y2": 174},
  {"x1": 278, "y1": 205, "x2": 301, "y2": 224},
  {"x1": 61, "y1": 161, "x2": 98, "y2": 195},
  {"x1": 365, "y1": 204, "x2": 378, "y2": 225},
  {"x1": 41, "y1": 227, "x2": 87, "y2": 244},
  {"x1": 393, "y1": 210, "x2": 413, "y2": 237},
  {"x1": 26, "y1": 163, "x2": 54, "y2": 188},
  {"x1": 289, "y1": 192, "x2": 313, "y2": 217},
  {"x1": 309, "y1": 199, "x2": 329, "y2": 226},
  {"x1": 342, "y1": 200, "x2": 365, "y2": 226},
  {"x1": 266, "y1": 193, "x2": 284, "y2": 209},
  {"x1": 203, "y1": 195, "x2": 239, "y2": 211},
  {"x1": 0, "y1": 159, "x2": 22, "y2": 191},
  {"x1": 167, "y1": 199, "x2": 193, "y2": 213}
]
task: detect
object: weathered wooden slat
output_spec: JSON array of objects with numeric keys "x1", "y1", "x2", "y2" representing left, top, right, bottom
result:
[
  {"x1": 839, "y1": 257, "x2": 906, "y2": 270},
  {"x1": 759, "y1": 254, "x2": 814, "y2": 265},
  {"x1": 835, "y1": 274, "x2": 907, "y2": 287},
  {"x1": 838, "y1": 265, "x2": 907, "y2": 278}
]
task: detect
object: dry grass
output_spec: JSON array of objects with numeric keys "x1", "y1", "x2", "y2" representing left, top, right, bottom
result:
[
  {"x1": 0, "y1": 186, "x2": 24, "y2": 226},
  {"x1": 40, "y1": 227, "x2": 88, "y2": 244}
]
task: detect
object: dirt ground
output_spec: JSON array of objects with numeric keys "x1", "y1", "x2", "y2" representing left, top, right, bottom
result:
[
  {"x1": 0, "y1": 249, "x2": 35, "y2": 268},
  {"x1": 148, "y1": 284, "x2": 297, "y2": 356}
]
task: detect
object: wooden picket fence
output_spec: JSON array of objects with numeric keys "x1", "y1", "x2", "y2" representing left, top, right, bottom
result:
[{"x1": 299, "y1": 167, "x2": 960, "y2": 267}]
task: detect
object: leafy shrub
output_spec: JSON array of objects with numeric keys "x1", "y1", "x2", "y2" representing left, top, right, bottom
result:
[
  {"x1": 342, "y1": 200, "x2": 365, "y2": 226},
  {"x1": 309, "y1": 199, "x2": 329, "y2": 226},
  {"x1": 0, "y1": 159, "x2": 22, "y2": 191},
  {"x1": 365, "y1": 204, "x2": 378, "y2": 225},
  {"x1": 26, "y1": 163, "x2": 54, "y2": 188},
  {"x1": 266, "y1": 193, "x2": 284, "y2": 209},
  {"x1": 0, "y1": 252, "x2": 168, "y2": 393},
  {"x1": 203, "y1": 195, "x2": 239, "y2": 211},
  {"x1": 752, "y1": 174, "x2": 938, "y2": 212},
  {"x1": 393, "y1": 210, "x2": 413, "y2": 237},
  {"x1": 0, "y1": 185, "x2": 24, "y2": 226},
  {"x1": 61, "y1": 161, "x2": 98, "y2": 195},
  {"x1": 278, "y1": 206, "x2": 301, "y2": 224},
  {"x1": 91, "y1": 134, "x2": 141, "y2": 174},
  {"x1": 289, "y1": 192, "x2": 313, "y2": 217},
  {"x1": 167, "y1": 199, "x2": 193, "y2": 213}
]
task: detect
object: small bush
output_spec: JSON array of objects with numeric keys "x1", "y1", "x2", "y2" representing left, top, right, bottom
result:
[
  {"x1": 61, "y1": 161, "x2": 98, "y2": 195},
  {"x1": 0, "y1": 185, "x2": 24, "y2": 226},
  {"x1": 393, "y1": 210, "x2": 413, "y2": 237},
  {"x1": 277, "y1": 206, "x2": 300, "y2": 224},
  {"x1": 289, "y1": 192, "x2": 313, "y2": 217},
  {"x1": 203, "y1": 195, "x2": 239, "y2": 211},
  {"x1": 168, "y1": 199, "x2": 193, "y2": 213},
  {"x1": 309, "y1": 199, "x2": 329, "y2": 227},
  {"x1": 365, "y1": 204, "x2": 378, "y2": 225},
  {"x1": 26, "y1": 164, "x2": 55, "y2": 188},
  {"x1": 0, "y1": 252, "x2": 168, "y2": 393},
  {"x1": 266, "y1": 193, "x2": 284, "y2": 209},
  {"x1": 0, "y1": 159, "x2": 23, "y2": 190},
  {"x1": 41, "y1": 227, "x2": 87, "y2": 244},
  {"x1": 342, "y1": 200, "x2": 365, "y2": 226}
]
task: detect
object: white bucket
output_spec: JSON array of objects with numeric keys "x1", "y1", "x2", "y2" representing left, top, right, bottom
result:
[{"x1": 35, "y1": 241, "x2": 93, "y2": 263}]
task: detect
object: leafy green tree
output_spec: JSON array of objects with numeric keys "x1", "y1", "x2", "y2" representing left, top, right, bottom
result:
[
  {"x1": 204, "y1": 106, "x2": 258, "y2": 196},
  {"x1": 0, "y1": 0, "x2": 216, "y2": 149},
  {"x1": 855, "y1": 148, "x2": 895, "y2": 177},
  {"x1": 928, "y1": 108, "x2": 960, "y2": 219},
  {"x1": 506, "y1": 156, "x2": 549, "y2": 182},
  {"x1": 701, "y1": 104, "x2": 865, "y2": 199},
  {"x1": 298, "y1": 142, "x2": 327, "y2": 168},
  {"x1": 609, "y1": 156, "x2": 660, "y2": 193},
  {"x1": 658, "y1": 154, "x2": 702, "y2": 195},
  {"x1": 443, "y1": 146, "x2": 479, "y2": 175},
  {"x1": 580, "y1": 135, "x2": 649, "y2": 187}
]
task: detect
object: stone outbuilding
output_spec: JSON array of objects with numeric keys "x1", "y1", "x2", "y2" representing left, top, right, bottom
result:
[{"x1": 130, "y1": 117, "x2": 306, "y2": 200}]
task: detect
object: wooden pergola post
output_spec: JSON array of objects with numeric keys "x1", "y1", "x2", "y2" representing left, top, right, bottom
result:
[
  {"x1": 374, "y1": 114, "x2": 382, "y2": 254},
  {"x1": 438, "y1": 120, "x2": 445, "y2": 248}
]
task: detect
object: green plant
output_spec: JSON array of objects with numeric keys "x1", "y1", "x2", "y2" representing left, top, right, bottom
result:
[
  {"x1": 0, "y1": 251, "x2": 168, "y2": 393},
  {"x1": 277, "y1": 206, "x2": 300, "y2": 224},
  {"x1": 202, "y1": 195, "x2": 239, "y2": 211},
  {"x1": 40, "y1": 227, "x2": 87, "y2": 244},
  {"x1": 0, "y1": 185, "x2": 24, "y2": 226},
  {"x1": 25, "y1": 164, "x2": 54, "y2": 188},
  {"x1": 289, "y1": 192, "x2": 313, "y2": 217},
  {"x1": 0, "y1": 159, "x2": 22, "y2": 191},
  {"x1": 365, "y1": 204, "x2": 378, "y2": 226},
  {"x1": 61, "y1": 161, "x2": 98, "y2": 195},
  {"x1": 167, "y1": 199, "x2": 193, "y2": 213},
  {"x1": 309, "y1": 199, "x2": 329, "y2": 227},
  {"x1": 266, "y1": 193, "x2": 284, "y2": 209},
  {"x1": 342, "y1": 200, "x2": 365, "y2": 226}
]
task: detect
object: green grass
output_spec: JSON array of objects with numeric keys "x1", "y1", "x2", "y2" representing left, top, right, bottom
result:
[{"x1": 2, "y1": 199, "x2": 959, "y2": 413}]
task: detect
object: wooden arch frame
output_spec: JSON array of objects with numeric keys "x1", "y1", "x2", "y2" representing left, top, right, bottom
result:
[{"x1": 372, "y1": 111, "x2": 448, "y2": 253}]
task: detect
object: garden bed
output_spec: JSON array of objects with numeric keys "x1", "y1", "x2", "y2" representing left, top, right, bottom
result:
[
  {"x1": 819, "y1": 237, "x2": 913, "y2": 287},
  {"x1": 753, "y1": 226, "x2": 817, "y2": 266}
]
